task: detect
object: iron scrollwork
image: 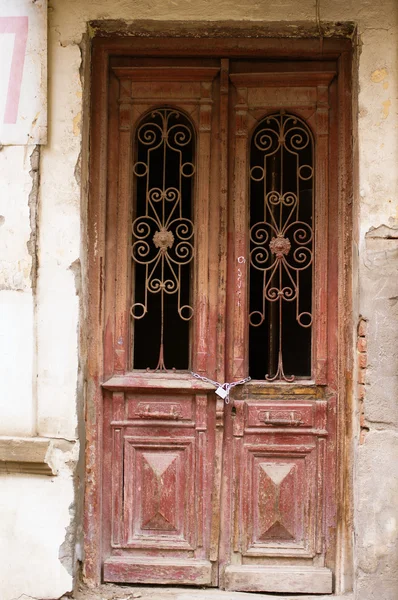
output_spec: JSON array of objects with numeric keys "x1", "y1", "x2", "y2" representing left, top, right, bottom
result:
[
  {"x1": 131, "y1": 109, "x2": 195, "y2": 371},
  {"x1": 249, "y1": 111, "x2": 314, "y2": 381}
]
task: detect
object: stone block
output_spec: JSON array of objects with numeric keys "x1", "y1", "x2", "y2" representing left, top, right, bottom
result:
[
  {"x1": 365, "y1": 375, "x2": 398, "y2": 427},
  {"x1": 355, "y1": 432, "x2": 398, "y2": 585}
]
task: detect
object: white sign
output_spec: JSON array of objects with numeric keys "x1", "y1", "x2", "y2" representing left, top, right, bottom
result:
[{"x1": 0, "y1": 0, "x2": 47, "y2": 145}]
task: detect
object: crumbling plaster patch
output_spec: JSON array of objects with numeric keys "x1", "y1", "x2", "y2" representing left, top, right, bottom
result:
[
  {"x1": 0, "y1": 146, "x2": 37, "y2": 436},
  {"x1": 0, "y1": 291, "x2": 35, "y2": 436},
  {"x1": 371, "y1": 67, "x2": 388, "y2": 83},
  {"x1": 355, "y1": 431, "x2": 398, "y2": 573},
  {"x1": 50, "y1": 0, "x2": 318, "y2": 46},
  {"x1": 0, "y1": 442, "x2": 78, "y2": 599},
  {"x1": 0, "y1": 147, "x2": 35, "y2": 293},
  {"x1": 356, "y1": 27, "x2": 398, "y2": 237},
  {"x1": 0, "y1": 472, "x2": 74, "y2": 600},
  {"x1": 35, "y1": 18, "x2": 87, "y2": 599},
  {"x1": 37, "y1": 35, "x2": 82, "y2": 440},
  {"x1": 27, "y1": 146, "x2": 40, "y2": 294},
  {"x1": 361, "y1": 225, "x2": 398, "y2": 429},
  {"x1": 349, "y1": 37, "x2": 398, "y2": 600}
]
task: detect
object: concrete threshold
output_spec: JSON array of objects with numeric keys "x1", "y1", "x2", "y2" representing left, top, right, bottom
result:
[{"x1": 73, "y1": 584, "x2": 354, "y2": 600}]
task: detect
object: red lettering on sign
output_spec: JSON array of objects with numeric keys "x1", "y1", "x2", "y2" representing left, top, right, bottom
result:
[{"x1": 0, "y1": 17, "x2": 29, "y2": 124}]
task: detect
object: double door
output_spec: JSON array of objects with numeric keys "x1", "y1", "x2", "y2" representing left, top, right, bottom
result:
[{"x1": 100, "y1": 56, "x2": 339, "y2": 594}]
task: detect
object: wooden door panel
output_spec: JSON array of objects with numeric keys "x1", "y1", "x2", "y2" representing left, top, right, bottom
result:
[
  {"x1": 246, "y1": 399, "x2": 327, "y2": 430},
  {"x1": 224, "y1": 394, "x2": 332, "y2": 592},
  {"x1": 104, "y1": 387, "x2": 216, "y2": 584},
  {"x1": 243, "y1": 442, "x2": 317, "y2": 556},
  {"x1": 232, "y1": 395, "x2": 327, "y2": 559},
  {"x1": 124, "y1": 437, "x2": 195, "y2": 548}
]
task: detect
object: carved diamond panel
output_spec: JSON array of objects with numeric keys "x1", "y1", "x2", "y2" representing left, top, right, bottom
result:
[
  {"x1": 141, "y1": 452, "x2": 178, "y2": 530},
  {"x1": 256, "y1": 462, "x2": 296, "y2": 542},
  {"x1": 243, "y1": 442, "x2": 317, "y2": 557},
  {"x1": 124, "y1": 437, "x2": 195, "y2": 549}
]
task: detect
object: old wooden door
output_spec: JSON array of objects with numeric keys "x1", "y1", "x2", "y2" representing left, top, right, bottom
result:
[{"x1": 98, "y1": 54, "x2": 341, "y2": 594}]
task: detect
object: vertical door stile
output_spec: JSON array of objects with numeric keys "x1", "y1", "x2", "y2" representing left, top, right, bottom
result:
[
  {"x1": 316, "y1": 436, "x2": 327, "y2": 556},
  {"x1": 229, "y1": 83, "x2": 249, "y2": 382},
  {"x1": 86, "y1": 44, "x2": 110, "y2": 584},
  {"x1": 314, "y1": 83, "x2": 330, "y2": 384},
  {"x1": 334, "y1": 50, "x2": 353, "y2": 593},
  {"x1": 326, "y1": 73, "x2": 343, "y2": 580},
  {"x1": 111, "y1": 425, "x2": 123, "y2": 546},
  {"x1": 101, "y1": 70, "x2": 122, "y2": 567},
  {"x1": 232, "y1": 400, "x2": 245, "y2": 555},
  {"x1": 103, "y1": 71, "x2": 120, "y2": 378},
  {"x1": 216, "y1": 58, "x2": 230, "y2": 382},
  {"x1": 209, "y1": 395, "x2": 224, "y2": 567},
  {"x1": 194, "y1": 81, "x2": 213, "y2": 375},
  {"x1": 209, "y1": 60, "x2": 229, "y2": 573},
  {"x1": 114, "y1": 75, "x2": 132, "y2": 374},
  {"x1": 196, "y1": 394, "x2": 208, "y2": 552}
]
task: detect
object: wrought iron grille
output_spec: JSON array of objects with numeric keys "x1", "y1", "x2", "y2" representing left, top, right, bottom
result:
[
  {"x1": 131, "y1": 109, "x2": 195, "y2": 371},
  {"x1": 249, "y1": 111, "x2": 314, "y2": 381}
]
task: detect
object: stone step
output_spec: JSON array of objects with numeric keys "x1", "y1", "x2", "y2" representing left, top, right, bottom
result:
[{"x1": 72, "y1": 584, "x2": 354, "y2": 600}]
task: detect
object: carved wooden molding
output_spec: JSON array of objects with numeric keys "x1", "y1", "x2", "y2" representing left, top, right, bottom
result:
[
  {"x1": 102, "y1": 373, "x2": 215, "y2": 392},
  {"x1": 113, "y1": 66, "x2": 220, "y2": 82},
  {"x1": 229, "y1": 71, "x2": 335, "y2": 88},
  {"x1": 0, "y1": 436, "x2": 56, "y2": 476}
]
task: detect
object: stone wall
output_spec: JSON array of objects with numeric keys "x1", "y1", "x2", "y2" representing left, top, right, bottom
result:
[{"x1": 0, "y1": 0, "x2": 397, "y2": 599}]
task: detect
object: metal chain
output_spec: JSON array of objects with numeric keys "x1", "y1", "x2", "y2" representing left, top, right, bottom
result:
[{"x1": 190, "y1": 372, "x2": 251, "y2": 404}]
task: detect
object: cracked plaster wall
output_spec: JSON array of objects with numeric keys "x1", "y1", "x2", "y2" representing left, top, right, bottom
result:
[
  {"x1": 0, "y1": 140, "x2": 80, "y2": 599},
  {"x1": 0, "y1": 146, "x2": 35, "y2": 436},
  {"x1": 0, "y1": 446, "x2": 78, "y2": 600},
  {"x1": 0, "y1": 8, "x2": 83, "y2": 600},
  {"x1": 0, "y1": 0, "x2": 397, "y2": 599}
]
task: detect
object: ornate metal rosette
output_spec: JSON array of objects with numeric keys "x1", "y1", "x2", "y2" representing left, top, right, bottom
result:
[
  {"x1": 131, "y1": 109, "x2": 195, "y2": 371},
  {"x1": 249, "y1": 111, "x2": 314, "y2": 381}
]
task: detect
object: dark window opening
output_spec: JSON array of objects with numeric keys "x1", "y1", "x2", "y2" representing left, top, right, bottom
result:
[
  {"x1": 131, "y1": 108, "x2": 195, "y2": 371},
  {"x1": 249, "y1": 112, "x2": 314, "y2": 381}
]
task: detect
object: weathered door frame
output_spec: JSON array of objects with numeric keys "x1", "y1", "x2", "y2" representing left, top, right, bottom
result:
[{"x1": 85, "y1": 29, "x2": 354, "y2": 593}]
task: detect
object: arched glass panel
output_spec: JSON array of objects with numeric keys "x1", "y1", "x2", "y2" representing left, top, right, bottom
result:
[
  {"x1": 249, "y1": 112, "x2": 314, "y2": 381},
  {"x1": 131, "y1": 108, "x2": 195, "y2": 371}
]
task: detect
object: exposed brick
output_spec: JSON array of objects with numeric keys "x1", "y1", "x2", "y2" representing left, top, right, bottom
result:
[
  {"x1": 358, "y1": 383, "x2": 366, "y2": 400},
  {"x1": 358, "y1": 317, "x2": 368, "y2": 337},
  {"x1": 357, "y1": 337, "x2": 367, "y2": 352},
  {"x1": 358, "y1": 352, "x2": 367, "y2": 369},
  {"x1": 360, "y1": 428, "x2": 368, "y2": 445},
  {"x1": 358, "y1": 368, "x2": 366, "y2": 384}
]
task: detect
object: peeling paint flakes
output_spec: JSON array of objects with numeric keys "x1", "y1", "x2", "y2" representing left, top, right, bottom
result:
[
  {"x1": 382, "y1": 99, "x2": 391, "y2": 120},
  {"x1": 94, "y1": 222, "x2": 98, "y2": 257},
  {"x1": 73, "y1": 112, "x2": 82, "y2": 136},
  {"x1": 371, "y1": 68, "x2": 388, "y2": 83}
]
